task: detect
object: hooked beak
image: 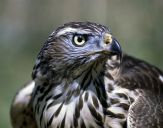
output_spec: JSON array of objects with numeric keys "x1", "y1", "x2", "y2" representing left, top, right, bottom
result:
[
  {"x1": 102, "y1": 33, "x2": 122, "y2": 57},
  {"x1": 86, "y1": 33, "x2": 122, "y2": 61}
]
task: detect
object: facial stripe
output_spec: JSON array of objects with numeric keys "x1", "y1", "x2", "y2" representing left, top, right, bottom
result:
[{"x1": 55, "y1": 27, "x2": 91, "y2": 37}]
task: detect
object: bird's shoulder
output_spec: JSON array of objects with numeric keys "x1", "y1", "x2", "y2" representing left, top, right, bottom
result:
[
  {"x1": 117, "y1": 54, "x2": 163, "y2": 90},
  {"x1": 10, "y1": 81, "x2": 38, "y2": 128}
]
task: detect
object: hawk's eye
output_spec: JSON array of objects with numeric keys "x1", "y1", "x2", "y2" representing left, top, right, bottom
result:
[{"x1": 73, "y1": 35, "x2": 87, "y2": 46}]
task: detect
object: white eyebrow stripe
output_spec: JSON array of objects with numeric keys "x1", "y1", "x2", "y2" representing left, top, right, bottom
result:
[{"x1": 56, "y1": 27, "x2": 91, "y2": 36}]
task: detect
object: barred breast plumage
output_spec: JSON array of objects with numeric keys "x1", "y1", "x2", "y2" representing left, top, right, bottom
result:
[{"x1": 32, "y1": 62, "x2": 138, "y2": 128}]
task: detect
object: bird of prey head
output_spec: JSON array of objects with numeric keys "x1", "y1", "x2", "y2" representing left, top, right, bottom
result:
[{"x1": 32, "y1": 22, "x2": 122, "y2": 82}]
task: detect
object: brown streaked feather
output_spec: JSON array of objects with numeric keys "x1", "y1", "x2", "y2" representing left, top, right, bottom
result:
[{"x1": 114, "y1": 54, "x2": 163, "y2": 128}]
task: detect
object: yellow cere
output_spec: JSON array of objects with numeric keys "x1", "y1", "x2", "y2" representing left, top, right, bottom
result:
[{"x1": 104, "y1": 33, "x2": 112, "y2": 44}]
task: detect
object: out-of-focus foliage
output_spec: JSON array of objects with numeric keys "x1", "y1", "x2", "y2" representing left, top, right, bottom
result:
[{"x1": 0, "y1": 0, "x2": 163, "y2": 127}]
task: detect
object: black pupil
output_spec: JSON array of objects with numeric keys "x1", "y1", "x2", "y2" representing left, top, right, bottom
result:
[{"x1": 77, "y1": 36, "x2": 84, "y2": 42}]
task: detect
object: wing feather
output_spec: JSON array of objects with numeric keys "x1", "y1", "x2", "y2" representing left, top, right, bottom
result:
[{"x1": 10, "y1": 81, "x2": 37, "y2": 128}]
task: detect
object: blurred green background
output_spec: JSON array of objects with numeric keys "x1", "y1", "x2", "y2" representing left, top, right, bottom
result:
[{"x1": 0, "y1": 0, "x2": 163, "y2": 127}]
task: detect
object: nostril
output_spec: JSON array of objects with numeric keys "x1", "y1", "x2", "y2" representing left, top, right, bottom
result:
[
  {"x1": 104, "y1": 33, "x2": 112, "y2": 44},
  {"x1": 105, "y1": 40, "x2": 110, "y2": 44}
]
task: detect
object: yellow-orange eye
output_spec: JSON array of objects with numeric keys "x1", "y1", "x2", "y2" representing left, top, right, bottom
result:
[{"x1": 73, "y1": 35, "x2": 86, "y2": 46}]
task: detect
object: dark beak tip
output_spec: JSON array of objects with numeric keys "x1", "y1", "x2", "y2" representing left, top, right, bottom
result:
[{"x1": 110, "y1": 39, "x2": 122, "y2": 55}]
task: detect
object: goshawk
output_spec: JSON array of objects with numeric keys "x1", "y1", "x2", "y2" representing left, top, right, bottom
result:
[{"x1": 11, "y1": 22, "x2": 163, "y2": 128}]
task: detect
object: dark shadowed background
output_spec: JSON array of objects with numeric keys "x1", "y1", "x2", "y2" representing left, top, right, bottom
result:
[{"x1": 0, "y1": 0, "x2": 163, "y2": 127}]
